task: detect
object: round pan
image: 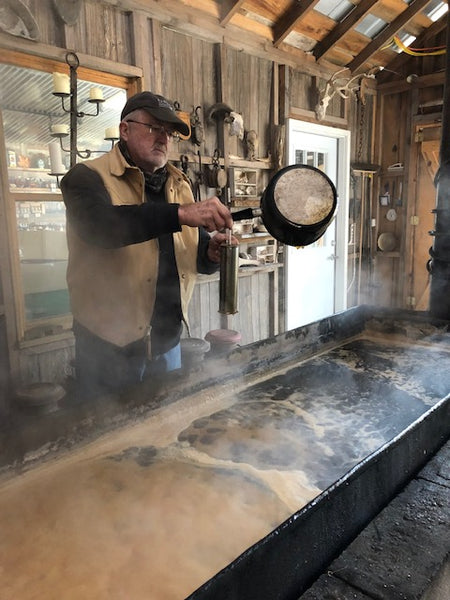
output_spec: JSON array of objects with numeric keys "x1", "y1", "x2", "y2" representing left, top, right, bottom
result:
[
  {"x1": 233, "y1": 165, "x2": 337, "y2": 247},
  {"x1": 261, "y1": 164, "x2": 337, "y2": 246}
]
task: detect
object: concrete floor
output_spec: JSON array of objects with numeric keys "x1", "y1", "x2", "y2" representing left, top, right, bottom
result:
[{"x1": 300, "y1": 439, "x2": 450, "y2": 600}]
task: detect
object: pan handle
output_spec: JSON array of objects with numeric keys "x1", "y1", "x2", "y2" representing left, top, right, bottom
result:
[{"x1": 232, "y1": 207, "x2": 262, "y2": 222}]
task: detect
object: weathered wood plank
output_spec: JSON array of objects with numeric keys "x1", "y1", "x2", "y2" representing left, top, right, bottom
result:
[
  {"x1": 273, "y1": 0, "x2": 321, "y2": 48},
  {"x1": 0, "y1": 34, "x2": 142, "y2": 79},
  {"x1": 220, "y1": 0, "x2": 246, "y2": 27},
  {"x1": 130, "y1": 12, "x2": 153, "y2": 85}
]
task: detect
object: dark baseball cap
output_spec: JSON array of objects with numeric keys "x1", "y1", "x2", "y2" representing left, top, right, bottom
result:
[{"x1": 120, "y1": 91, "x2": 190, "y2": 136}]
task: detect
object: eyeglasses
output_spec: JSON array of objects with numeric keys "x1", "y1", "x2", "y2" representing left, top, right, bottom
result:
[{"x1": 125, "y1": 119, "x2": 180, "y2": 140}]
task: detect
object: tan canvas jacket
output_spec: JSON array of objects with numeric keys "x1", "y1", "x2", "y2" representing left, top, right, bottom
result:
[{"x1": 65, "y1": 145, "x2": 199, "y2": 347}]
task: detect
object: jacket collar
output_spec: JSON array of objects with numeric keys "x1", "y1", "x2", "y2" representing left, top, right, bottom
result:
[
  {"x1": 109, "y1": 143, "x2": 135, "y2": 177},
  {"x1": 108, "y1": 143, "x2": 188, "y2": 188}
]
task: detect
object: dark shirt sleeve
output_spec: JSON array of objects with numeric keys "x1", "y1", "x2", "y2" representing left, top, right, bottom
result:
[
  {"x1": 197, "y1": 227, "x2": 220, "y2": 275},
  {"x1": 61, "y1": 163, "x2": 181, "y2": 249}
]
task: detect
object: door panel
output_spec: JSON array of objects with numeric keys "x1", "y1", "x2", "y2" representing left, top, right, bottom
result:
[
  {"x1": 285, "y1": 121, "x2": 349, "y2": 329},
  {"x1": 412, "y1": 134, "x2": 440, "y2": 310},
  {"x1": 286, "y1": 130, "x2": 337, "y2": 329}
]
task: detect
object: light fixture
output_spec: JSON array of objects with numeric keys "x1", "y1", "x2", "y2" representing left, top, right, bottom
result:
[{"x1": 48, "y1": 51, "x2": 119, "y2": 182}]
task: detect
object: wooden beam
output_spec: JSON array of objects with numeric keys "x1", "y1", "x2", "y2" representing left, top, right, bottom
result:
[
  {"x1": 378, "y1": 13, "x2": 448, "y2": 83},
  {"x1": 273, "y1": 0, "x2": 321, "y2": 48},
  {"x1": 0, "y1": 33, "x2": 142, "y2": 79},
  {"x1": 214, "y1": 43, "x2": 231, "y2": 172},
  {"x1": 290, "y1": 105, "x2": 348, "y2": 127},
  {"x1": 278, "y1": 64, "x2": 290, "y2": 124},
  {"x1": 220, "y1": 0, "x2": 246, "y2": 27},
  {"x1": 130, "y1": 11, "x2": 152, "y2": 89},
  {"x1": 348, "y1": 0, "x2": 434, "y2": 73},
  {"x1": 314, "y1": 0, "x2": 380, "y2": 61},
  {"x1": 149, "y1": 18, "x2": 163, "y2": 93},
  {"x1": 0, "y1": 113, "x2": 21, "y2": 377},
  {"x1": 377, "y1": 70, "x2": 445, "y2": 94}
]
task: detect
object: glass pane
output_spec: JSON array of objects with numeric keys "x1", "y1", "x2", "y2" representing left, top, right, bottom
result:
[
  {"x1": 1, "y1": 62, "x2": 126, "y2": 324},
  {"x1": 317, "y1": 152, "x2": 325, "y2": 170},
  {"x1": 17, "y1": 201, "x2": 69, "y2": 320},
  {"x1": 295, "y1": 149, "x2": 305, "y2": 164}
]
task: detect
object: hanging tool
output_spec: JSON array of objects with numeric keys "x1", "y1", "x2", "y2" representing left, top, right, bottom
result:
[
  {"x1": 192, "y1": 150, "x2": 203, "y2": 202},
  {"x1": 190, "y1": 106, "x2": 204, "y2": 146},
  {"x1": 209, "y1": 149, "x2": 228, "y2": 196},
  {"x1": 173, "y1": 101, "x2": 191, "y2": 140},
  {"x1": 180, "y1": 154, "x2": 194, "y2": 190}
]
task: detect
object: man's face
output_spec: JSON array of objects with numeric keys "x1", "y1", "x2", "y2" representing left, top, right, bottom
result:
[{"x1": 119, "y1": 109, "x2": 176, "y2": 173}]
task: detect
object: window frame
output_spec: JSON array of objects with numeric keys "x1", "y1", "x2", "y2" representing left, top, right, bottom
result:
[{"x1": 0, "y1": 49, "x2": 141, "y2": 349}]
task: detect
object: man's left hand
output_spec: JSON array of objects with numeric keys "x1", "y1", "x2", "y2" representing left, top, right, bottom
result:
[{"x1": 207, "y1": 232, "x2": 239, "y2": 263}]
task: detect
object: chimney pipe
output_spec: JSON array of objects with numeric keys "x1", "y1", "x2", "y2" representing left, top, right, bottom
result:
[{"x1": 428, "y1": 9, "x2": 450, "y2": 320}]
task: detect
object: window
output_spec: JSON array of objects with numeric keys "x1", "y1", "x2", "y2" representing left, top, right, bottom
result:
[
  {"x1": 0, "y1": 55, "x2": 128, "y2": 338},
  {"x1": 355, "y1": 14, "x2": 388, "y2": 39}
]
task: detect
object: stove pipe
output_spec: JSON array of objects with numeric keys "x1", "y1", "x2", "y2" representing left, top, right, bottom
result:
[{"x1": 429, "y1": 9, "x2": 450, "y2": 320}]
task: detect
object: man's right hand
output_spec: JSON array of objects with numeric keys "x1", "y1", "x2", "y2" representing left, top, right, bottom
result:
[{"x1": 178, "y1": 196, "x2": 233, "y2": 232}]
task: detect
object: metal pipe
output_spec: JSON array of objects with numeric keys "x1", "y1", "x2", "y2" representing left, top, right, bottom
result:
[
  {"x1": 66, "y1": 52, "x2": 79, "y2": 169},
  {"x1": 219, "y1": 236, "x2": 239, "y2": 315},
  {"x1": 429, "y1": 9, "x2": 450, "y2": 320}
]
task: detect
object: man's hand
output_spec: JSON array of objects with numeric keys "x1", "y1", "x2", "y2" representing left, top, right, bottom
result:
[
  {"x1": 207, "y1": 231, "x2": 239, "y2": 263},
  {"x1": 178, "y1": 196, "x2": 233, "y2": 232}
]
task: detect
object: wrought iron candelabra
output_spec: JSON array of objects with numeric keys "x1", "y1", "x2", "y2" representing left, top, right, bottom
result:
[{"x1": 49, "y1": 51, "x2": 119, "y2": 180}]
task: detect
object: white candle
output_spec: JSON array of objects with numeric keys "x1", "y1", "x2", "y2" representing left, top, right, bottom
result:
[
  {"x1": 89, "y1": 87, "x2": 103, "y2": 101},
  {"x1": 48, "y1": 141, "x2": 66, "y2": 174},
  {"x1": 52, "y1": 72, "x2": 70, "y2": 95},
  {"x1": 50, "y1": 124, "x2": 69, "y2": 136},
  {"x1": 104, "y1": 126, "x2": 120, "y2": 139}
]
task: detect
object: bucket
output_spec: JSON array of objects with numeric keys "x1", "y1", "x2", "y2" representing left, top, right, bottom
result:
[{"x1": 205, "y1": 329, "x2": 241, "y2": 356}]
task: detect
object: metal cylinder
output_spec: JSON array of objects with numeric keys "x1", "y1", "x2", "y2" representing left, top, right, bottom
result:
[{"x1": 219, "y1": 241, "x2": 239, "y2": 314}]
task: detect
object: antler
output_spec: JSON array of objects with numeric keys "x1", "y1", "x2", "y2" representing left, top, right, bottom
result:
[{"x1": 315, "y1": 66, "x2": 381, "y2": 121}]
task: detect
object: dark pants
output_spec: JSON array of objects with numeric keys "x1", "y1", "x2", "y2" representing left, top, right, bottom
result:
[{"x1": 73, "y1": 322, "x2": 181, "y2": 399}]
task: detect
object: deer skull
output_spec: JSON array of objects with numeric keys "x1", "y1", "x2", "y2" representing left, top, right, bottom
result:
[{"x1": 315, "y1": 67, "x2": 381, "y2": 121}]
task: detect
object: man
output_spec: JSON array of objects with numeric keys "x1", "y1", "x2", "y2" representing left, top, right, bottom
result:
[{"x1": 61, "y1": 91, "x2": 234, "y2": 397}]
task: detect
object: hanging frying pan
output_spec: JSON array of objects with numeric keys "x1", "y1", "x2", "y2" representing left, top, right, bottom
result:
[{"x1": 232, "y1": 164, "x2": 337, "y2": 247}]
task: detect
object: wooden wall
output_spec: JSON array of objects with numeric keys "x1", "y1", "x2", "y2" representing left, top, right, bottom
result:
[
  {"x1": 0, "y1": 0, "x2": 373, "y2": 389},
  {"x1": 188, "y1": 268, "x2": 279, "y2": 345},
  {"x1": 375, "y1": 77, "x2": 445, "y2": 311}
]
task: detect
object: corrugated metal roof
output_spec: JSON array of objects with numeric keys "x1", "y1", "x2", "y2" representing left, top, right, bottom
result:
[
  {"x1": 0, "y1": 63, "x2": 125, "y2": 158},
  {"x1": 315, "y1": 0, "x2": 354, "y2": 22}
]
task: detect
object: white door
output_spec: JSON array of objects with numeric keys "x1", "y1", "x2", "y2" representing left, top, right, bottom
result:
[{"x1": 286, "y1": 120, "x2": 350, "y2": 330}]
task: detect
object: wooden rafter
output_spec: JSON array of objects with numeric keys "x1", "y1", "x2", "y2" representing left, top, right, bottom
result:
[
  {"x1": 314, "y1": 0, "x2": 380, "y2": 62},
  {"x1": 379, "y1": 13, "x2": 448, "y2": 82},
  {"x1": 348, "y1": 0, "x2": 435, "y2": 73},
  {"x1": 220, "y1": 0, "x2": 246, "y2": 27},
  {"x1": 273, "y1": 0, "x2": 321, "y2": 48}
]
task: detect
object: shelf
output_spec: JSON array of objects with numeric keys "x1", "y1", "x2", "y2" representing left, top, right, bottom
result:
[
  {"x1": 230, "y1": 198, "x2": 260, "y2": 207},
  {"x1": 9, "y1": 164, "x2": 58, "y2": 196},
  {"x1": 8, "y1": 167, "x2": 51, "y2": 173},
  {"x1": 236, "y1": 233, "x2": 274, "y2": 243},
  {"x1": 376, "y1": 251, "x2": 400, "y2": 257},
  {"x1": 381, "y1": 169, "x2": 404, "y2": 177},
  {"x1": 11, "y1": 192, "x2": 61, "y2": 201},
  {"x1": 228, "y1": 157, "x2": 273, "y2": 170},
  {"x1": 196, "y1": 262, "x2": 281, "y2": 283},
  {"x1": 230, "y1": 167, "x2": 258, "y2": 200}
]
